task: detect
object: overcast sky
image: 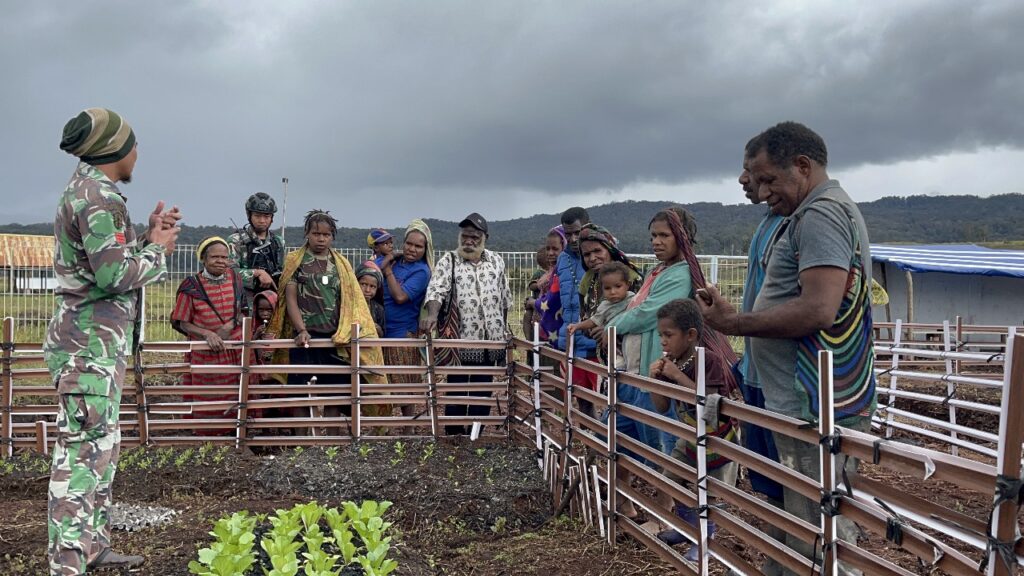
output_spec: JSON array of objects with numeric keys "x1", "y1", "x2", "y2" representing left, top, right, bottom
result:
[{"x1": 2, "y1": 1, "x2": 1022, "y2": 227}]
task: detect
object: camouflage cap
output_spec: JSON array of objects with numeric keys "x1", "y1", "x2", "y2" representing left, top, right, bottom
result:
[{"x1": 60, "y1": 108, "x2": 136, "y2": 165}]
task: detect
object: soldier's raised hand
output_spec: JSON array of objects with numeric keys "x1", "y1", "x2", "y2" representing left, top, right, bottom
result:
[{"x1": 147, "y1": 201, "x2": 181, "y2": 253}]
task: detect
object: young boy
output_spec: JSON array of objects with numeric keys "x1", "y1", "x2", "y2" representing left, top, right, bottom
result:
[
  {"x1": 648, "y1": 298, "x2": 738, "y2": 557},
  {"x1": 356, "y1": 260, "x2": 387, "y2": 338}
]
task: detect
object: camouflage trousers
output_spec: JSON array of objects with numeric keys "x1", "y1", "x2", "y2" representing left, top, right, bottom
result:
[{"x1": 47, "y1": 357, "x2": 125, "y2": 576}]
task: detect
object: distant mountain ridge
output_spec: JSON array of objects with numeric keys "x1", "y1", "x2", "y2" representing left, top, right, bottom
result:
[{"x1": 4, "y1": 194, "x2": 1023, "y2": 255}]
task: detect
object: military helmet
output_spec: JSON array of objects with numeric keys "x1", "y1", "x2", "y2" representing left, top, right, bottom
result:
[{"x1": 245, "y1": 192, "x2": 277, "y2": 214}]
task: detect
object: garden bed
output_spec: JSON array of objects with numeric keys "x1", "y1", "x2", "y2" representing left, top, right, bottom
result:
[{"x1": 0, "y1": 438, "x2": 673, "y2": 575}]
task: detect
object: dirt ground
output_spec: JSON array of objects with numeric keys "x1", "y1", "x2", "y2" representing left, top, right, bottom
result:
[
  {"x1": 0, "y1": 437, "x2": 675, "y2": 576},
  {"x1": 1, "y1": 376, "x2": 1018, "y2": 575}
]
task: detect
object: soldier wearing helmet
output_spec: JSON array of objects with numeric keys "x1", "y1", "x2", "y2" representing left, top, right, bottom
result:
[{"x1": 228, "y1": 192, "x2": 285, "y2": 303}]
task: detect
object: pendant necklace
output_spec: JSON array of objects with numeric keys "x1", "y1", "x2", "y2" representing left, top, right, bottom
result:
[
  {"x1": 673, "y1": 351, "x2": 695, "y2": 373},
  {"x1": 315, "y1": 257, "x2": 329, "y2": 285}
]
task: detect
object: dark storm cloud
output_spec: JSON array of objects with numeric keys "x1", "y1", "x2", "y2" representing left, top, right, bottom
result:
[{"x1": 1, "y1": 1, "x2": 1021, "y2": 225}]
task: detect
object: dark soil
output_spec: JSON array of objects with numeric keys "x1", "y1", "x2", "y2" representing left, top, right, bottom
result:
[{"x1": 0, "y1": 438, "x2": 674, "y2": 576}]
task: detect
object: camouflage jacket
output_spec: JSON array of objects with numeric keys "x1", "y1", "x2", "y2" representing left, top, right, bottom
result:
[
  {"x1": 227, "y1": 226, "x2": 285, "y2": 289},
  {"x1": 44, "y1": 162, "x2": 167, "y2": 374}
]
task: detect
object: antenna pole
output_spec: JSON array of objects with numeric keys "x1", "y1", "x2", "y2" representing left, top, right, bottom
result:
[{"x1": 280, "y1": 177, "x2": 289, "y2": 245}]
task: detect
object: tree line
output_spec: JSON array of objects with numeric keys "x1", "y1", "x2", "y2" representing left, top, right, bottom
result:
[{"x1": 4, "y1": 194, "x2": 1023, "y2": 255}]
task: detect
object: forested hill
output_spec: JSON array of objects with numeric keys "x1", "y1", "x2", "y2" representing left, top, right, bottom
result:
[{"x1": 4, "y1": 194, "x2": 1023, "y2": 254}]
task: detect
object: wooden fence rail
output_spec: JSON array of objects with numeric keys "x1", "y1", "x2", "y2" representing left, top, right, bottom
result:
[
  {"x1": 4, "y1": 315, "x2": 1024, "y2": 574},
  {"x1": 508, "y1": 327, "x2": 1024, "y2": 575}
]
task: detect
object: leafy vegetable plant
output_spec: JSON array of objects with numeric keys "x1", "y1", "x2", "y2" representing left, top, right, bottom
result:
[{"x1": 191, "y1": 501, "x2": 397, "y2": 576}]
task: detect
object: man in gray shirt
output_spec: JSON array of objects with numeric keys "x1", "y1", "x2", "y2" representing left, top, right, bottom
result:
[{"x1": 698, "y1": 122, "x2": 876, "y2": 576}]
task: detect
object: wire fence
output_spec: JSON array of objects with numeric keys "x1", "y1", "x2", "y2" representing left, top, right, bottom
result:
[{"x1": 1, "y1": 242, "x2": 748, "y2": 343}]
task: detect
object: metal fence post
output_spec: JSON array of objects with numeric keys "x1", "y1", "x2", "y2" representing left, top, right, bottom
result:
[
  {"x1": 352, "y1": 323, "x2": 361, "y2": 440},
  {"x1": 425, "y1": 333, "x2": 440, "y2": 438},
  {"x1": 1, "y1": 317, "x2": 13, "y2": 458},
  {"x1": 988, "y1": 329, "x2": 1023, "y2": 576},
  {"x1": 133, "y1": 287, "x2": 150, "y2": 447},
  {"x1": 818, "y1": 350, "x2": 838, "y2": 575},
  {"x1": 532, "y1": 322, "x2": 543, "y2": 469},
  {"x1": 605, "y1": 325, "x2": 619, "y2": 546},
  {"x1": 563, "y1": 331, "x2": 576, "y2": 491},
  {"x1": 694, "y1": 347, "x2": 710, "y2": 575},
  {"x1": 885, "y1": 319, "x2": 902, "y2": 439},
  {"x1": 942, "y1": 320, "x2": 959, "y2": 456},
  {"x1": 36, "y1": 420, "x2": 48, "y2": 454},
  {"x1": 235, "y1": 316, "x2": 253, "y2": 449}
]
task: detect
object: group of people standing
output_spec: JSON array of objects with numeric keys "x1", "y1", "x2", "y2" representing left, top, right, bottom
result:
[
  {"x1": 44, "y1": 107, "x2": 875, "y2": 576},
  {"x1": 522, "y1": 122, "x2": 876, "y2": 575},
  {"x1": 173, "y1": 196, "x2": 515, "y2": 436}
]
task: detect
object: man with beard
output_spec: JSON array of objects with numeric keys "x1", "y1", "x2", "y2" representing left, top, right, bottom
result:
[
  {"x1": 421, "y1": 213, "x2": 511, "y2": 435},
  {"x1": 228, "y1": 192, "x2": 284, "y2": 304},
  {"x1": 47, "y1": 108, "x2": 181, "y2": 574}
]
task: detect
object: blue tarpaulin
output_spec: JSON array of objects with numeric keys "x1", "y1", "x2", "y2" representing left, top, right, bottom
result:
[{"x1": 871, "y1": 244, "x2": 1024, "y2": 279}]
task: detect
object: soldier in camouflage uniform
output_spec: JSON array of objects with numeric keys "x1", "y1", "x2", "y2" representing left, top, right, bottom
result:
[
  {"x1": 228, "y1": 192, "x2": 285, "y2": 306},
  {"x1": 46, "y1": 108, "x2": 181, "y2": 575}
]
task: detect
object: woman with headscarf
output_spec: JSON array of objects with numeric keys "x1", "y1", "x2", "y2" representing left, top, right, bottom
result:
[
  {"x1": 378, "y1": 219, "x2": 434, "y2": 427},
  {"x1": 577, "y1": 224, "x2": 643, "y2": 321},
  {"x1": 604, "y1": 207, "x2": 739, "y2": 517},
  {"x1": 171, "y1": 236, "x2": 246, "y2": 428}
]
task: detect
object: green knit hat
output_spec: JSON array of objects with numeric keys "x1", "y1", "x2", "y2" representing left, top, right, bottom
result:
[{"x1": 59, "y1": 108, "x2": 136, "y2": 165}]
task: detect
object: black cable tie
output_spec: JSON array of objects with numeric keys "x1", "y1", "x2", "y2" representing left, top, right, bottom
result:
[
  {"x1": 979, "y1": 535, "x2": 1020, "y2": 574},
  {"x1": 955, "y1": 340, "x2": 967, "y2": 351},
  {"x1": 695, "y1": 394, "x2": 706, "y2": 406},
  {"x1": 0, "y1": 342, "x2": 15, "y2": 353},
  {"x1": 808, "y1": 533, "x2": 823, "y2": 576},
  {"x1": 874, "y1": 497, "x2": 905, "y2": 546},
  {"x1": 939, "y1": 384, "x2": 958, "y2": 407},
  {"x1": 819, "y1": 490, "x2": 842, "y2": 517},
  {"x1": 695, "y1": 434, "x2": 708, "y2": 447},
  {"x1": 531, "y1": 369, "x2": 543, "y2": 382},
  {"x1": 819, "y1": 429, "x2": 842, "y2": 454},
  {"x1": 872, "y1": 438, "x2": 890, "y2": 465},
  {"x1": 841, "y1": 455, "x2": 854, "y2": 497},
  {"x1": 986, "y1": 352, "x2": 1003, "y2": 363},
  {"x1": 875, "y1": 367, "x2": 895, "y2": 377},
  {"x1": 697, "y1": 504, "x2": 710, "y2": 519},
  {"x1": 994, "y1": 473, "x2": 1024, "y2": 507}
]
